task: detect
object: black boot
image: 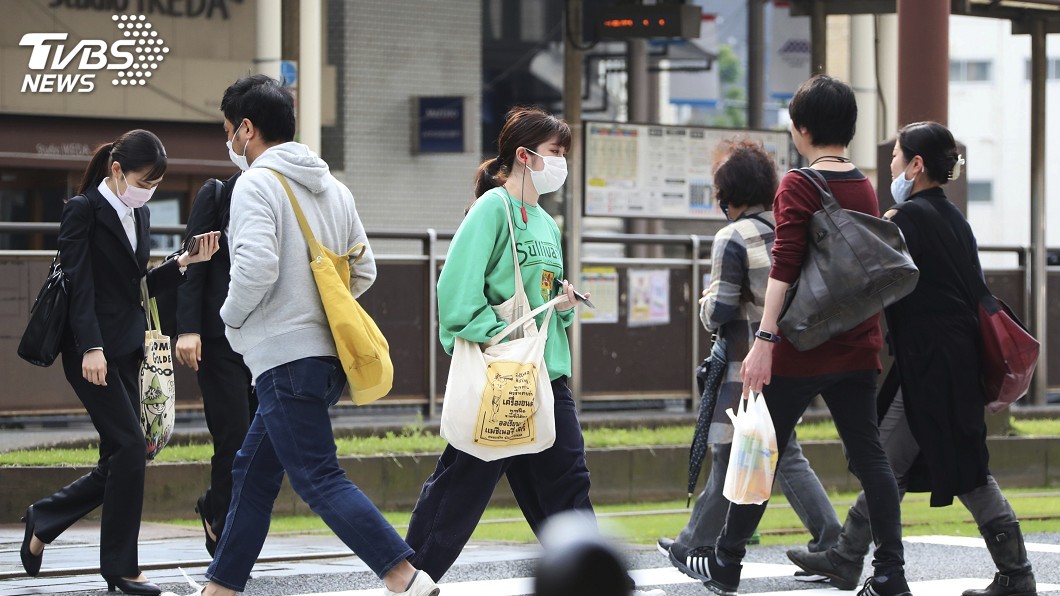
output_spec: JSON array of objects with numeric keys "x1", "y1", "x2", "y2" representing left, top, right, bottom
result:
[
  {"x1": 961, "y1": 521, "x2": 1036, "y2": 596},
  {"x1": 786, "y1": 506, "x2": 871, "y2": 590}
]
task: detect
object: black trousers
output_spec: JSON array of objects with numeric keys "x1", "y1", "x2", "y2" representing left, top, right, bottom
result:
[
  {"x1": 32, "y1": 347, "x2": 146, "y2": 577},
  {"x1": 715, "y1": 370, "x2": 906, "y2": 577},
  {"x1": 405, "y1": 377, "x2": 594, "y2": 582},
  {"x1": 196, "y1": 335, "x2": 256, "y2": 539}
]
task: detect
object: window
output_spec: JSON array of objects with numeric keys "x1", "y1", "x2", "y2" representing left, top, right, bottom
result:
[
  {"x1": 1023, "y1": 58, "x2": 1060, "y2": 80},
  {"x1": 968, "y1": 181, "x2": 993, "y2": 203},
  {"x1": 950, "y1": 60, "x2": 993, "y2": 82}
]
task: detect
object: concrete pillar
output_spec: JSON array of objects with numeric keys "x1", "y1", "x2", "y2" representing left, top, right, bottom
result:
[
  {"x1": 877, "y1": 14, "x2": 898, "y2": 137},
  {"x1": 849, "y1": 15, "x2": 878, "y2": 177},
  {"x1": 897, "y1": 0, "x2": 947, "y2": 126},
  {"x1": 298, "y1": 0, "x2": 322, "y2": 154},
  {"x1": 256, "y1": 0, "x2": 282, "y2": 80}
]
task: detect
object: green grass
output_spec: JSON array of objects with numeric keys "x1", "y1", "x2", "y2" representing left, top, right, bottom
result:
[
  {"x1": 2, "y1": 417, "x2": 1057, "y2": 467},
  {"x1": 157, "y1": 488, "x2": 1060, "y2": 545}
]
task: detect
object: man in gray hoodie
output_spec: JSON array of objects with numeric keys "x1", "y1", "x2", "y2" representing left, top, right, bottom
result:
[{"x1": 188, "y1": 75, "x2": 439, "y2": 596}]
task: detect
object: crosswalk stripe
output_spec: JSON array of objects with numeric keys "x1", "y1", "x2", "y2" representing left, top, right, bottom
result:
[
  {"x1": 905, "y1": 534, "x2": 1060, "y2": 554},
  {"x1": 752, "y1": 578, "x2": 1060, "y2": 596},
  {"x1": 291, "y1": 564, "x2": 1060, "y2": 596}
]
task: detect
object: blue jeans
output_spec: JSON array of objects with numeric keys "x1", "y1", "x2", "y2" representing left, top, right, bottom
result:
[{"x1": 205, "y1": 357, "x2": 413, "y2": 591}]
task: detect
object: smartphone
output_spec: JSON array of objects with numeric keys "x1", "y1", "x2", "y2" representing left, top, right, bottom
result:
[
  {"x1": 553, "y1": 278, "x2": 595, "y2": 309},
  {"x1": 185, "y1": 231, "x2": 220, "y2": 256}
]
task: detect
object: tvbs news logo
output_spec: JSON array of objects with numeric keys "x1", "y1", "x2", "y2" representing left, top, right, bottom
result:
[{"x1": 19, "y1": 14, "x2": 168, "y2": 94}]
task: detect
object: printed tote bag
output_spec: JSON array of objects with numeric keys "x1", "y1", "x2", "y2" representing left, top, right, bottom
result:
[
  {"x1": 139, "y1": 278, "x2": 175, "y2": 460},
  {"x1": 440, "y1": 196, "x2": 565, "y2": 461}
]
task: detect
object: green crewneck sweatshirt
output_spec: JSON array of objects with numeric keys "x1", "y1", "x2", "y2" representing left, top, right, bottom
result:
[{"x1": 438, "y1": 188, "x2": 574, "y2": 381}]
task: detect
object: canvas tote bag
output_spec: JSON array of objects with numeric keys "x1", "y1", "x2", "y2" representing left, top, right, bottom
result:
[
  {"x1": 269, "y1": 170, "x2": 394, "y2": 405},
  {"x1": 440, "y1": 196, "x2": 565, "y2": 462},
  {"x1": 139, "y1": 278, "x2": 175, "y2": 460}
]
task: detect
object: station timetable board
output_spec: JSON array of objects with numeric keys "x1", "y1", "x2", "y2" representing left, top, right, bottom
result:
[{"x1": 583, "y1": 121, "x2": 792, "y2": 220}]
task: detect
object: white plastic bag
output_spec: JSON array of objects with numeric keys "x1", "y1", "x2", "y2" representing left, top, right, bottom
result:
[{"x1": 722, "y1": 392, "x2": 778, "y2": 505}]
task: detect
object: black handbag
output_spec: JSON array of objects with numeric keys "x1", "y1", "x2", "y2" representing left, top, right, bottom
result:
[
  {"x1": 18, "y1": 252, "x2": 68, "y2": 367},
  {"x1": 777, "y1": 168, "x2": 920, "y2": 351}
]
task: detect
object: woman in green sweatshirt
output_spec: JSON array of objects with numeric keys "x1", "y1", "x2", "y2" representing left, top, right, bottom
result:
[{"x1": 404, "y1": 107, "x2": 592, "y2": 581}]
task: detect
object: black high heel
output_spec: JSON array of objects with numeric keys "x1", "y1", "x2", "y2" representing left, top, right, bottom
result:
[
  {"x1": 20, "y1": 505, "x2": 43, "y2": 577},
  {"x1": 195, "y1": 494, "x2": 218, "y2": 556},
  {"x1": 102, "y1": 575, "x2": 161, "y2": 595}
]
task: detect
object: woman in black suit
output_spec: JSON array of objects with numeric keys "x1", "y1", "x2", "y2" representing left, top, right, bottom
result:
[{"x1": 20, "y1": 129, "x2": 220, "y2": 595}]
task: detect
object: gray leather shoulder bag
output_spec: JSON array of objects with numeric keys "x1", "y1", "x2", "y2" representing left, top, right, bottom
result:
[{"x1": 777, "y1": 168, "x2": 920, "y2": 351}]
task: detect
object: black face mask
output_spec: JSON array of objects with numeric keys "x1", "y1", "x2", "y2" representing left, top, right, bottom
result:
[{"x1": 719, "y1": 199, "x2": 731, "y2": 221}]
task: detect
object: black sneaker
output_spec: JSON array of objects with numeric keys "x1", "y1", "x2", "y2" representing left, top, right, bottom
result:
[
  {"x1": 786, "y1": 548, "x2": 863, "y2": 590},
  {"x1": 665, "y1": 540, "x2": 710, "y2": 582},
  {"x1": 701, "y1": 547, "x2": 741, "y2": 596},
  {"x1": 856, "y1": 574, "x2": 912, "y2": 596}
]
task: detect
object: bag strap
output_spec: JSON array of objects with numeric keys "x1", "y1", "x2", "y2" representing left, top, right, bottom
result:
[
  {"x1": 498, "y1": 193, "x2": 527, "y2": 302},
  {"x1": 895, "y1": 197, "x2": 990, "y2": 307},
  {"x1": 140, "y1": 277, "x2": 162, "y2": 333},
  {"x1": 791, "y1": 168, "x2": 843, "y2": 215},
  {"x1": 745, "y1": 213, "x2": 775, "y2": 231},
  {"x1": 485, "y1": 295, "x2": 566, "y2": 347},
  {"x1": 268, "y1": 169, "x2": 362, "y2": 263}
]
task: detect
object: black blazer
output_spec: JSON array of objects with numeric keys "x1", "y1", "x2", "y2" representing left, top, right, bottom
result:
[
  {"x1": 175, "y1": 172, "x2": 239, "y2": 338},
  {"x1": 58, "y1": 185, "x2": 184, "y2": 357}
]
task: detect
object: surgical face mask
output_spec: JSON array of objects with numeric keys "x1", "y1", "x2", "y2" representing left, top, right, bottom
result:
[
  {"x1": 227, "y1": 122, "x2": 250, "y2": 171},
  {"x1": 525, "y1": 148, "x2": 567, "y2": 195},
  {"x1": 890, "y1": 164, "x2": 916, "y2": 204},
  {"x1": 115, "y1": 172, "x2": 156, "y2": 208}
]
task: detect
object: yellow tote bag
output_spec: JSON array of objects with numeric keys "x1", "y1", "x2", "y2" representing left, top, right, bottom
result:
[{"x1": 269, "y1": 170, "x2": 393, "y2": 405}]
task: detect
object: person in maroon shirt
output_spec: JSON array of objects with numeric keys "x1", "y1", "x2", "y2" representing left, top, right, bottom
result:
[{"x1": 698, "y1": 76, "x2": 910, "y2": 596}]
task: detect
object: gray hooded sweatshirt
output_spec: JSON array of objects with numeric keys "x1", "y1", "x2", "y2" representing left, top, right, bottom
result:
[{"x1": 220, "y1": 142, "x2": 376, "y2": 379}]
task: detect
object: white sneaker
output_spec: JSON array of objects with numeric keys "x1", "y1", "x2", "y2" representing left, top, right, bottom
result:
[
  {"x1": 163, "y1": 568, "x2": 203, "y2": 596},
  {"x1": 383, "y1": 570, "x2": 440, "y2": 596}
]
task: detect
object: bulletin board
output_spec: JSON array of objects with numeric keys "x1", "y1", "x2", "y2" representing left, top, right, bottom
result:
[{"x1": 583, "y1": 121, "x2": 792, "y2": 220}]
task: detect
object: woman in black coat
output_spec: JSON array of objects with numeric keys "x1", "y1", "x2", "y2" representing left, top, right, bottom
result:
[
  {"x1": 787, "y1": 122, "x2": 1036, "y2": 596},
  {"x1": 19, "y1": 129, "x2": 220, "y2": 595}
]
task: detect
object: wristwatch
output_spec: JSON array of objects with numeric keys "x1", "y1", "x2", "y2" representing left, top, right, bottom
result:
[{"x1": 754, "y1": 329, "x2": 782, "y2": 343}]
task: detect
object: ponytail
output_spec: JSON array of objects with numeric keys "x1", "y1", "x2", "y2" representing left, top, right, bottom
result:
[
  {"x1": 77, "y1": 142, "x2": 114, "y2": 197},
  {"x1": 469, "y1": 157, "x2": 505, "y2": 213}
]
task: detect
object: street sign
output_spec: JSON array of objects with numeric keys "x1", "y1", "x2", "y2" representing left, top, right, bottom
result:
[{"x1": 280, "y1": 60, "x2": 297, "y2": 87}]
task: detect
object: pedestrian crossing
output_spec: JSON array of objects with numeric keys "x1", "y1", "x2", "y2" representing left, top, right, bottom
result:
[{"x1": 292, "y1": 536, "x2": 1060, "y2": 596}]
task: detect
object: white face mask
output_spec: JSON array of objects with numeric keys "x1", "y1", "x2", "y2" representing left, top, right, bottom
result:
[
  {"x1": 115, "y1": 171, "x2": 156, "y2": 208},
  {"x1": 890, "y1": 164, "x2": 916, "y2": 204},
  {"x1": 525, "y1": 148, "x2": 567, "y2": 195},
  {"x1": 226, "y1": 122, "x2": 250, "y2": 171}
]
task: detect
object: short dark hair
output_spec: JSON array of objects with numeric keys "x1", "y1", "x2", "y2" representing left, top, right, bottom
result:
[
  {"x1": 788, "y1": 75, "x2": 857, "y2": 147},
  {"x1": 897, "y1": 121, "x2": 961, "y2": 185},
  {"x1": 220, "y1": 74, "x2": 296, "y2": 143},
  {"x1": 712, "y1": 139, "x2": 777, "y2": 210}
]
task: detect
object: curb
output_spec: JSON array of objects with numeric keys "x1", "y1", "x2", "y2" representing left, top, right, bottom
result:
[{"x1": 2, "y1": 436, "x2": 1057, "y2": 522}]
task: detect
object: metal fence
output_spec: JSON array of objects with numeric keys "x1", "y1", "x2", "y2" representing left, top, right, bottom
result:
[{"x1": 0, "y1": 223, "x2": 1054, "y2": 417}]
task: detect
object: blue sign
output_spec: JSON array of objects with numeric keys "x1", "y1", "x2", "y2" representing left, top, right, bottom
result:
[
  {"x1": 416, "y1": 96, "x2": 464, "y2": 153},
  {"x1": 280, "y1": 60, "x2": 297, "y2": 87}
]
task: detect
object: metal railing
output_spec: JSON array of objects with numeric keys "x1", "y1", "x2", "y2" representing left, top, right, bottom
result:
[{"x1": 0, "y1": 222, "x2": 1049, "y2": 412}]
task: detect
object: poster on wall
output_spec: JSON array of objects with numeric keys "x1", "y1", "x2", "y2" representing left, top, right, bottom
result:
[
  {"x1": 628, "y1": 269, "x2": 670, "y2": 328},
  {"x1": 580, "y1": 268, "x2": 619, "y2": 324},
  {"x1": 584, "y1": 121, "x2": 791, "y2": 220}
]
